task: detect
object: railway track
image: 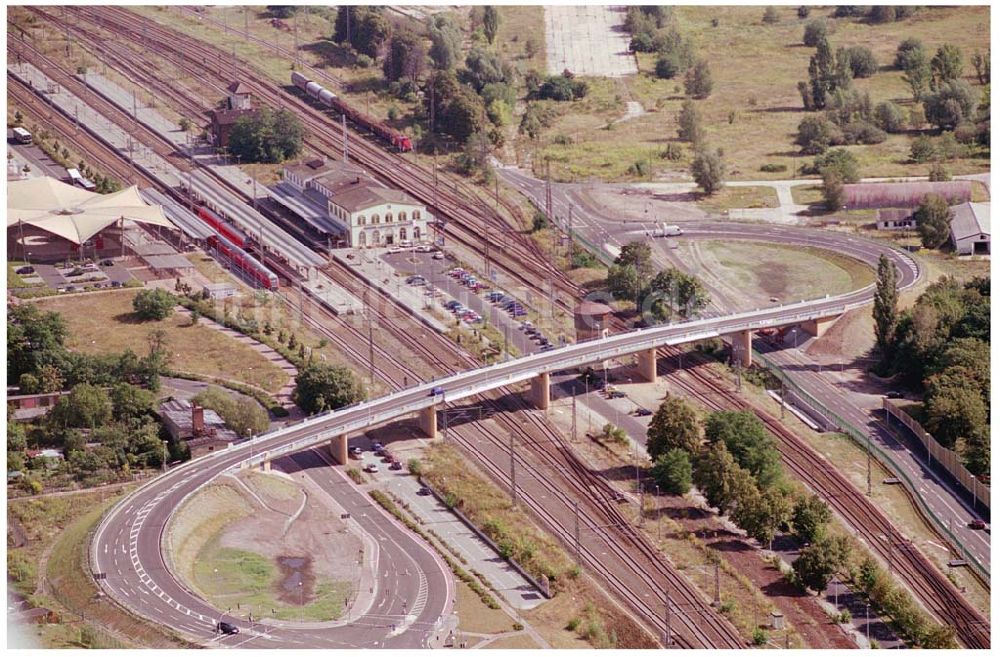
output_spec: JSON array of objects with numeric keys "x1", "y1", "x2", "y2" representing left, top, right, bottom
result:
[
  {"x1": 14, "y1": 5, "x2": 988, "y2": 648},
  {"x1": 661, "y1": 352, "x2": 990, "y2": 649},
  {"x1": 51, "y1": 5, "x2": 584, "y2": 317}
]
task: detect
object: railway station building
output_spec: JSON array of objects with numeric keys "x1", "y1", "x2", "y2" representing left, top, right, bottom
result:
[{"x1": 282, "y1": 158, "x2": 433, "y2": 248}]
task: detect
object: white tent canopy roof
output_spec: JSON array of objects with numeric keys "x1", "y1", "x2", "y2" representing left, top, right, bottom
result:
[{"x1": 7, "y1": 177, "x2": 174, "y2": 245}]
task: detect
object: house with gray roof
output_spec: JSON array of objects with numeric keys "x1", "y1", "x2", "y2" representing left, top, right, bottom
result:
[{"x1": 949, "y1": 202, "x2": 990, "y2": 256}]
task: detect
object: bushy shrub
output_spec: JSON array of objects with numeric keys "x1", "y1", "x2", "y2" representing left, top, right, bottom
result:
[
  {"x1": 795, "y1": 116, "x2": 844, "y2": 154},
  {"x1": 843, "y1": 45, "x2": 877, "y2": 78},
  {"x1": 655, "y1": 53, "x2": 681, "y2": 80},
  {"x1": 873, "y1": 101, "x2": 904, "y2": 133},
  {"x1": 759, "y1": 163, "x2": 788, "y2": 173},
  {"x1": 842, "y1": 121, "x2": 887, "y2": 145},
  {"x1": 910, "y1": 134, "x2": 937, "y2": 163},
  {"x1": 803, "y1": 19, "x2": 827, "y2": 47}
]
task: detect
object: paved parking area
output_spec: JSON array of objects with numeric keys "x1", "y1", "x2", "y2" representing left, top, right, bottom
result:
[
  {"x1": 349, "y1": 443, "x2": 546, "y2": 611},
  {"x1": 381, "y1": 251, "x2": 552, "y2": 357},
  {"x1": 545, "y1": 5, "x2": 637, "y2": 77}
]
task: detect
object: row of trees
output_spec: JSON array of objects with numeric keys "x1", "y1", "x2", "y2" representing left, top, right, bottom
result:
[
  {"x1": 605, "y1": 241, "x2": 710, "y2": 321},
  {"x1": 643, "y1": 393, "x2": 957, "y2": 646},
  {"x1": 872, "y1": 262, "x2": 989, "y2": 475}
]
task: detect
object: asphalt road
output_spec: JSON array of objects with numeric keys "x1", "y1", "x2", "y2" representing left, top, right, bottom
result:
[
  {"x1": 494, "y1": 164, "x2": 990, "y2": 571},
  {"x1": 92, "y1": 437, "x2": 453, "y2": 648}
]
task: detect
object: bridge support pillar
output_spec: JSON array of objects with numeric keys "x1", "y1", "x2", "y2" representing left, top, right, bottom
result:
[
  {"x1": 262, "y1": 453, "x2": 271, "y2": 472},
  {"x1": 329, "y1": 434, "x2": 349, "y2": 465},
  {"x1": 637, "y1": 348, "x2": 657, "y2": 383},
  {"x1": 418, "y1": 405, "x2": 438, "y2": 439},
  {"x1": 732, "y1": 330, "x2": 752, "y2": 367},
  {"x1": 801, "y1": 315, "x2": 839, "y2": 338},
  {"x1": 529, "y1": 372, "x2": 550, "y2": 410}
]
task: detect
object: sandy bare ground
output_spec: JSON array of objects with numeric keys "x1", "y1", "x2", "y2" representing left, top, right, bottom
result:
[{"x1": 217, "y1": 470, "x2": 362, "y2": 597}]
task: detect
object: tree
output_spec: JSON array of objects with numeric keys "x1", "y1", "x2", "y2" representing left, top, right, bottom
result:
[
  {"x1": 895, "y1": 37, "x2": 925, "y2": 70},
  {"x1": 646, "y1": 394, "x2": 702, "y2": 459},
  {"x1": 462, "y1": 46, "x2": 513, "y2": 92},
  {"x1": 131, "y1": 288, "x2": 175, "y2": 322},
  {"x1": 873, "y1": 101, "x2": 904, "y2": 133},
  {"x1": 791, "y1": 494, "x2": 832, "y2": 543},
  {"x1": 733, "y1": 487, "x2": 791, "y2": 546},
  {"x1": 970, "y1": 49, "x2": 990, "y2": 85},
  {"x1": 677, "y1": 99, "x2": 705, "y2": 144},
  {"x1": 334, "y1": 7, "x2": 390, "y2": 59},
  {"x1": 8, "y1": 303, "x2": 69, "y2": 381},
  {"x1": 901, "y1": 50, "x2": 931, "y2": 101},
  {"x1": 294, "y1": 362, "x2": 365, "y2": 414},
  {"x1": 923, "y1": 80, "x2": 978, "y2": 130},
  {"x1": 426, "y1": 71, "x2": 485, "y2": 141},
  {"x1": 607, "y1": 263, "x2": 641, "y2": 305},
  {"x1": 806, "y1": 36, "x2": 851, "y2": 110},
  {"x1": 691, "y1": 149, "x2": 725, "y2": 194},
  {"x1": 653, "y1": 448, "x2": 693, "y2": 495},
  {"x1": 842, "y1": 45, "x2": 877, "y2": 78},
  {"x1": 646, "y1": 268, "x2": 710, "y2": 321},
  {"x1": 704, "y1": 410, "x2": 782, "y2": 489},
  {"x1": 802, "y1": 19, "x2": 826, "y2": 47},
  {"x1": 536, "y1": 75, "x2": 588, "y2": 101},
  {"x1": 684, "y1": 59, "x2": 713, "y2": 98},
  {"x1": 815, "y1": 148, "x2": 860, "y2": 183},
  {"x1": 266, "y1": 6, "x2": 297, "y2": 19},
  {"x1": 794, "y1": 116, "x2": 842, "y2": 153},
  {"x1": 910, "y1": 134, "x2": 937, "y2": 163},
  {"x1": 872, "y1": 254, "x2": 899, "y2": 366},
  {"x1": 928, "y1": 162, "x2": 951, "y2": 182},
  {"x1": 793, "y1": 534, "x2": 851, "y2": 593},
  {"x1": 820, "y1": 169, "x2": 844, "y2": 211},
  {"x1": 868, "y1": 5, "x2": 896, "y2": 24},
  {"x1": 482, "y1": 5, "x2": 500, "y2": 45},
  {"x1": 923, "y1": 371, "x2": 988, "y2": 449},
  {"x1": 382, "y1": 30, "x2": 426, "y2": 84},
  {"x1": 428, "y1": 14, "x2": 462, "y2": 70},
  {"x1": 930, "y1": 44, "x2": 963, "y2": 91},
  {"x1": 110, "y1": 383, "x2": 155, "y2": 422},
  {"x1": 50, "y1": 383, "x2": 113, "y2": 429},
  {"x1": 693, "y1": 442, "x2": 758, "y2": 515},
  {"x1": 914, "y1": 194, "x2": 953, "y2": 249},
  {"x1": 655, "y1": 53, "x2": 681, "y2": 80}
]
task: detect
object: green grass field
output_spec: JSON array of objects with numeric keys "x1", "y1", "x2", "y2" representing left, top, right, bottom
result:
[
  {"x1": 35, "y1": 290, "x2": 289, "y2": 393},
  {"x1": 696, "y1": 240, "x2": 875, "y2": 303},
  {"x1": 191, "y1": 542, "x2": 350, "y2": 622},
  {"x1": 528, "y1": 5, "x2": 990, "y2": 182}
]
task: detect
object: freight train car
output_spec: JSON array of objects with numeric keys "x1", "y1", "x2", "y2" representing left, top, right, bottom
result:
[
  {"x1": 197, "y1": 206, "x2": 247, "y2": 249},
  {"x1": 291, "y1": 71, "x2": 413, "y2": 152},
  {"x1": 207, "y1": 233, "x2": 279, "y2": 290}
]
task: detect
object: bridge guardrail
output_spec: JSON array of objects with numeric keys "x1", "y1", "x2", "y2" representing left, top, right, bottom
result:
[{"x1": 753, "y1": 350, "x2": 989, "y2": 584}]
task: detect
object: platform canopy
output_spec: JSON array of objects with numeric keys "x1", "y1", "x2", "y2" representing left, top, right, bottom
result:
[{"x1": 7, "y1": 177, "x2": 174, "y2": 245}]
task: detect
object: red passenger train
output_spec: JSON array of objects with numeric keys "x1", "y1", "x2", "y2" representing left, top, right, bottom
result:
[
  {"x1": 291, "y1": 71, "x2": 413, "y2": 152},
  {"x1": 196, "y1": 206, "x2": 248, "y2": 249},
  {"x1": 207, "y1": 233, "x2": 279, "y2": 290}
]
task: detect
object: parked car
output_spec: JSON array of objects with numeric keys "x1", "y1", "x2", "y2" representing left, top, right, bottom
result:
[
  {"x1": 415, "y1": 244, "x2": 433, "y2": 253},
  {"x1": 100, "y1": 259, "x2": 114, "y2": 267},
  {"x1": 634, "y1": 408, "x2": 652, "y2": 417},
  {"x1": 886, "y1": 391, "x2": 904, "y2": 399},
  {"x1": 399, "y1": 240, "x2": 414, "y2": 249},
  {"x1": 969, "y1": 519, "x2": 987, "y2": 530},
  {"x1": 607, "y1": 390, "x2": 626, "y2": 399},
  {"x1": 387, "y1": 246, "x2": 404, "y2": 254},
  {"x1": 445, "y1": 300, "x2": 461, "y2": 311},
  {"x1": 539, "y1": 344, "x2": 556, "y2": 352},
  {"x1": 15, "y1": 266, "x2": 35, "y2": 275},
  {"x1": 364, "y1": 463, "x2": 379, "y2": 473},
  {"x1": 389, "y1": 460, "x2": 403, "y2": 471},
  {"x1": 217, "y1": 622, "x2": 240, "y2": 635},
  {"x1": 432, "y1": 252, "x2": 445, "y2": 260},
  {"x1": 511, "y1": 307, "x2": 528, "y2": 317},
  {"x1": 487, "y1": 291, "x2": 505, "y2": 302},
  {"x1": 430, "y1": 385, "x2": 445, "y2": 396},
  {"x1": 417, "y1": 486, "x2": 432, "y2": 496},
  {"x1": 110, "y1": 281, "x2": 123, "y2": 288},
  {"x1": 351, "y1": 447, "x2": 363, "y2": 458}
]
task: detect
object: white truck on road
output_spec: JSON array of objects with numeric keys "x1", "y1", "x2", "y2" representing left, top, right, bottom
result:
[{"x1": 646, "y1": 224, "x2": 683, "y2": 238}]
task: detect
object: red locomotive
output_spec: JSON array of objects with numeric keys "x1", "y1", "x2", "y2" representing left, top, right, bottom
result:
[
  {"x1": 291, "y1": 71, "x2": 413, "y2": 152},
  {"x1": 206, "y1": 233, "x2": 279, "y2": 290}
]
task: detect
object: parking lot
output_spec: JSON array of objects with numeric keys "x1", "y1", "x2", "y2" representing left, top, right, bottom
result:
[
  {"x1": 381, "y1": 250, "x2": 555, "y2": 357},
  {"x1": 13, "y1": 258, "x2": 135, "y2": 292}
]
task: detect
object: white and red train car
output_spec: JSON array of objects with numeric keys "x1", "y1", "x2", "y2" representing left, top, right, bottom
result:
[
  {"x1": 291, "y1": 71, "x2": 413, "y2": 152},
  {"x1": 206, "y1": 233, "x2": 279, "y2": 290}
]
